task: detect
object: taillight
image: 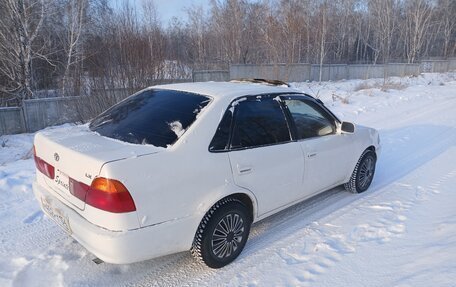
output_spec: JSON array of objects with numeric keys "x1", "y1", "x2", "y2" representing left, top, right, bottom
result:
[
  {"x1": 85, "y1": 177, "x2": 136, "y2": 213},
  {"x1": 69, "y1": 178, "x2": 90, "y2": 202},
  {"x1": 33, "y1": 146, "x2": 55, "y2": 179}
]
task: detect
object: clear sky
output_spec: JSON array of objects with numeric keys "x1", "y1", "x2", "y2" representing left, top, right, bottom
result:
[
  {"x1": 111, "y1": 0, "x2": 211, "y2": 25},
  {"x1": 154, "y1": 0, "x2": 210, "y2": 24}
]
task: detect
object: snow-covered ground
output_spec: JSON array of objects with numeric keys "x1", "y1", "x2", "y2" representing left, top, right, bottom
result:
[{"x1": 1, "y1": 72, "x2": 455, "y2": 286}]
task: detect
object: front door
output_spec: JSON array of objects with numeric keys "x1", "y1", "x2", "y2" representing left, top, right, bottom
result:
[
  {"x1": 301, "y1": 134, "x2": 353, "y2": 194},
  {"x1": 282, "y1": 96, "x2": 354, "y2": 195}
]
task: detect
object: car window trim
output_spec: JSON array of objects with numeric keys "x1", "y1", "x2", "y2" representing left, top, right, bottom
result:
[
  {"x1": 278, "y1": 96, "x2": 299, "y2": 141},
  {"x1": 280, "y1": 95, "x2": 339, "y2": 142},
  {"x1": 209, "y1": 92, "x2": 340, "y2": 153},
  {"x1": 209, "y1": 92, "x2": 303, "y2": 153},
  {"x1": 229, "y1": 95, "x2": 293, "y2": 150},
  {"x1": 281, "y1": 94, "x2": 340, "y2": 124}
]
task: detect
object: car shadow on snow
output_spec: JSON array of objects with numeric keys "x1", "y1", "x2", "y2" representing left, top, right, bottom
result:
[
  {"x1": 373, "y1": 124, "x2": 456, "y2": 190},
  {"x1": 241, "y1": 124, "x2": 456, "y2": 253}
]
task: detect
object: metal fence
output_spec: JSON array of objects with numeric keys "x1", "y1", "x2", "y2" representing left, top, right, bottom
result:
[
  {"x1": 0, "y1": 107, "x2": 25, "y2": 135},
  {"x1": 22, "y1": 97, "x2": 83, "y2": 133},
  {"x1": 0, "y1": 82, "x2": 193, "y2": 135},
  {"x1": 228, "y1": 62, "x2": 428, "y2": 82},
  {"x1": 193, "y1": 70, "x2": 230, "y2": 82},
  {"x1": 1, "y1": 59, "x2": 455, "y2": 135}
]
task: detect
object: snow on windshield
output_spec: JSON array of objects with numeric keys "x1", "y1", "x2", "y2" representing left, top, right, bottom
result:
[{"x1": 168, "y1": 121, "x2": 185, "y2": 138}]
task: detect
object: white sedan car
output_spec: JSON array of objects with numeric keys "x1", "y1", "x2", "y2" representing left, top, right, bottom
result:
[{"x1": 33, "y1": 81, "x2": 380, "y2": 268}]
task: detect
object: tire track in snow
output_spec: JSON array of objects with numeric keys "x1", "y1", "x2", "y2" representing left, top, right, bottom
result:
[
  {"x1": 125, "y1": 188, "x2": 352, "y2": 287},
  {"x1": 216, "y1": 154, "x2": 456, "y2": 286},
  {"x1": 359, "y1": 91, "x2": 456, "y2": 129}
]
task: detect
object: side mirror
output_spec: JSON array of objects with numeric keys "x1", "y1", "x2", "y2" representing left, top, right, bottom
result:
[{"x1": 341, "y1": 121, "x2": 355, "y2": 134}]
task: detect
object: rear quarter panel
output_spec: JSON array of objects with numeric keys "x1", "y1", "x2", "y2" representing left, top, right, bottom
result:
[{"x1": 99, "y1": 96, "x2": 248, "y2": 230}]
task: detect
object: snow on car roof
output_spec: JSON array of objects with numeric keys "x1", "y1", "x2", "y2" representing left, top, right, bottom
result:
[{"x1": 152, "y1": 81, "x2": 299, "y2": 100}]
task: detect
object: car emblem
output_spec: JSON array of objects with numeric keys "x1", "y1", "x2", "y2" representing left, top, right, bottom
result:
[{"x1": 54, "y1": 153, "x2": 60, "y2": 162}]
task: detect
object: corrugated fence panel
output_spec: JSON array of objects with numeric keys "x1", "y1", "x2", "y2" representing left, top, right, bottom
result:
[
  {"x1": 449, "y1": 58, "x2": 456, "y2": 70},
  {"x1": 285, "y1": 64, "x2": 312, "y2": 82},
  {"x1": 431, "y1": 61, "x2": 449, "y2": 73},
  {"x1": 193, "y1": 70, "x2": 230, "y2": 82},
  {"x1": 23, "y1": 97, "x2": 82, "y2": 132},
  {"x1": 0, "y1": 107, "x2": 25, "y2": 135},
  {"x1": 386, "y1": 63, "x2": 421, "y2": 77},
  {"x1": 347, "y1": 65, "x2": 383, "y2": 79},
  {"x1": 229, "y1": 63, "x2": 423, "y2": 82},
  {"x1": 311, "y1": 65, "x2": 349, "y2": 81},
  {"x1": 421, "y1": 60, "x2": 450, "y2": 73},
  {"x1": 403, "y1": 64, "x2": 421, "y2": 76}
]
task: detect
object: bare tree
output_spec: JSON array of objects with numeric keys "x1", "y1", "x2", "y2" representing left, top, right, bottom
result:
[
  {"x1": 62, "y1": 0, "x2": 87, "y2": 96},
  {"x1": 280, "y1": 0, "x2": 306, "y2": 64},
  {"x1": 370, "y1": 0, "x2": 398, "y2": 64},
  {"x1": 318, "y1": 1, "x2": 329, "y2": 82},
  {"x1": 186, "y1": 5, "x2": 208, "y2": 67},
  {"x1": 404, "y1": 0, "x2": 433, "y2": 63},
  {"x1": 142, "y1": 0, "x2": 166, "y2": 80},
  {"x1": 436, "y1": 0, "x2": 456, "y2": 58},
  {"x1": 0, "y1": 0, "x2": 47, "y2": 103},
  {"x1": 1, "y1": 0, "x2": 455, "y2": 107}
]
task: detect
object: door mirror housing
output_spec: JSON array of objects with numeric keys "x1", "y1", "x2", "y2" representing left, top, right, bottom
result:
[{"x1": 341, "y1": 121, "x2": 355, "y2": 134}]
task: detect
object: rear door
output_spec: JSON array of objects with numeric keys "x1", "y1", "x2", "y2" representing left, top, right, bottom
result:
[{"x1": 227, "y1": 96, "x2": 304, "y2": 216}]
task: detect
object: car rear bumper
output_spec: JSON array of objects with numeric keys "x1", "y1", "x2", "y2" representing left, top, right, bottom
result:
[{"x1": 33, "y1": 181, "x2": 198, "y2": 264}]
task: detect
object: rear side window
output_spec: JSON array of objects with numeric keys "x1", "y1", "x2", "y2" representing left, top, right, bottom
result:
[
  {"x1": 231, "y1": 98, "x2": 291, "y2": 149},
  {"x1": 209, "y1": 110, "x2": 233, "y2": 151},
  {"x1": 89, "y1": 89, "x2": 211, "y2": 148}
]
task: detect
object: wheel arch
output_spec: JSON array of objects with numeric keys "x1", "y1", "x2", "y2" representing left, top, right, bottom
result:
[
  {"x1": 366, "y1": 145, "x2": 376, "y2": 154},
  {"x1": 190, "y1": 192, "x2": 254, "y2": 268},
  {"x1": 344, "y1": 144, "x2": 377, "y2": 184},
  {"x1": 190, "y1": 188, "x2": 257, "y2": 245},
  {"x1": 223, "y1": 192, "x2": 255, "y2": 222},
  {"x1": 200, "y1": 190, "x2": 257, "y2": 223},
  {"x1": 355, "y1": 145, "x2": 377, "y2": 166}
]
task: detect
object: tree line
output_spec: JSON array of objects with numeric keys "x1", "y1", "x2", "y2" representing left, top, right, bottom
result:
[{"x1": 0, "y1": 0, "x2": 454, "y2": 106}]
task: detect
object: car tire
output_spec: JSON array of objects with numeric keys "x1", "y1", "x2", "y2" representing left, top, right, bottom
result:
[
  {"x1": 191, "y1": 198, "x2": 251, "y2": 268},
  {"x1": 344, "y1": 149, "x2": 377, "y2": 193}
]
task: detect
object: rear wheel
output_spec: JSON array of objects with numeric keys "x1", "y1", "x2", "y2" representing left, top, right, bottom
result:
[
  {"x1": 191, "y1": 198, "x2": 251, "y2": 268},
  {"x1": 344, "y1": 149, "x2": 376, "y2": 193}
]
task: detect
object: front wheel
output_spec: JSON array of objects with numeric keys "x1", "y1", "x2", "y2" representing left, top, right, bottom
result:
[
  {"x1": 191, "y1": 198, "x2": 251, "y2": 268},
  {"x1": 344, "y1": 149, "x2": 377, "y2": 193}
]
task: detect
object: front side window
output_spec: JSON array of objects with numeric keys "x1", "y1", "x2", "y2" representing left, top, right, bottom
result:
[
  {"x1": 90, "y1": 89, "x2": 211, "y2": 147},
  {"x1": 284, "y1": 98, "x2": 336, "y2": 140},
  {"x1": 230, "y1": 98, "x2": 291, "y2": 149}
]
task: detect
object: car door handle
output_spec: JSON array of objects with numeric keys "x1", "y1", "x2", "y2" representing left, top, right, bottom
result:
[
  {"x1": 307, "y1": 152, "x2": 317, "y2": 158},
  {"x1": 237, "y1": 165, "x2": 253, "y2": 175}
]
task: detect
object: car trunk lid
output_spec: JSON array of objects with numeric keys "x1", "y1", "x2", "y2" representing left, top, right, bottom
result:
[{"x1": 34, "y1": 125, "x2": 164, "y2": 210}]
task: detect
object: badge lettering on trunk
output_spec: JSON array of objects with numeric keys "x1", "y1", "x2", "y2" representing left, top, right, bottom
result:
[{"x1": 54, "y1": 153, "x2": 60, "y2": 162}]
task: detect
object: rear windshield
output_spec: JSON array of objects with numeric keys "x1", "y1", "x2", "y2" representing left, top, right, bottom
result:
[{"x1": 89, "y1": 89, "x2": 211, "y2": 147}]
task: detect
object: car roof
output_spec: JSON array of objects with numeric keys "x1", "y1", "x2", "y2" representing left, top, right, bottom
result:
[{"x1": 152, "y1": 81, "x2": 300, "y2": 100}]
